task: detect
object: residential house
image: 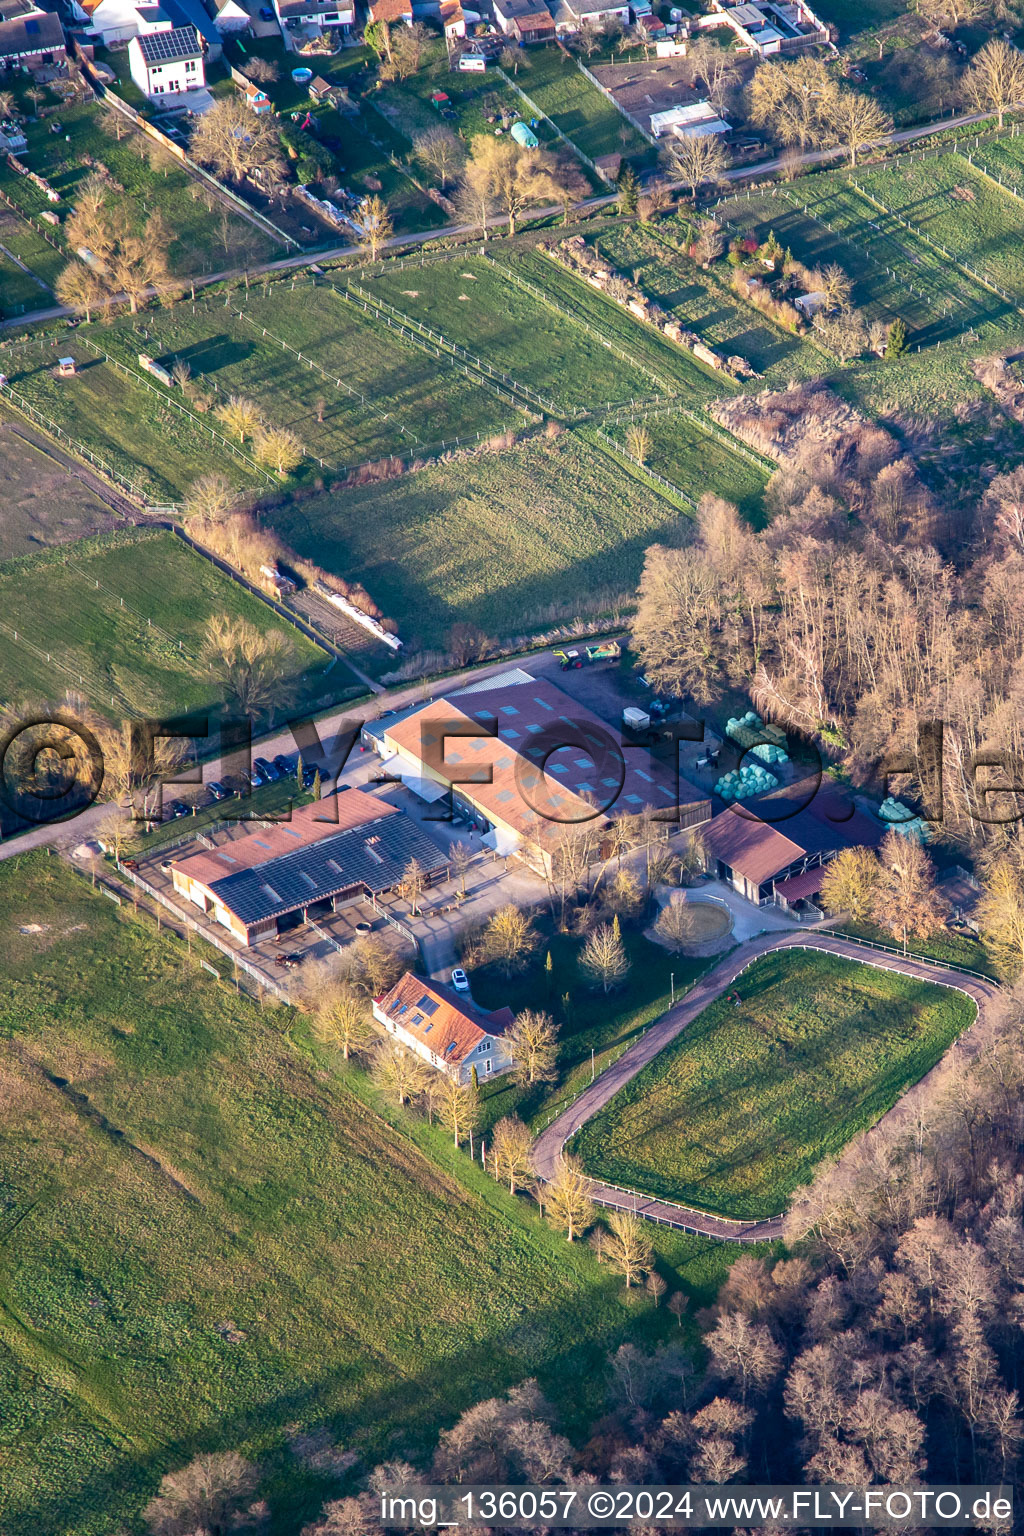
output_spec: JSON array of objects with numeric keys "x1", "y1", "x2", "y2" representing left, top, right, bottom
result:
[
  {"x1": 439, "y1": 0, "x2": 465, "y2": 36},
  {"x1": 366, "y1": 0, "x2": 412, "y2": 21},
  {"x1": 701, "y1": 0, "x2": 829, "y2": 56},
  {"x1": 0, "y1": 0, "x2": 65, "y2": 69},
  {"x1": 77, "y1": 0, "x2": 219, "y2": 52},
  {"x1": 213, "y1": 0, "x2": 250, "y2": 30},
  {"x1": 169, "y1": 790, "x2": 450, "y2": 947},
  {"x1": 492, "y1": 0, "x2": 555, "y2": 42},
  {"x1": 364, "y1": 670, "x2": 710, "y2": 879},
  {"x1": 556, "y1": 0, "x2": 628, "y2": 31},
  {"x1": 272, "y1": 0, "x2": 353, "y2": 41},
  {"x1": 373, "y1": 972, "x2": 515, "y2": 1084},
  {"x1": 128, "y1": 23, "x2": 204, "y2": 97}
]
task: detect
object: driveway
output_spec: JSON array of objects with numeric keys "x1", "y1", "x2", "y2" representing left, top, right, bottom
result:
[{"x1": 531, "y1": 931, "x2": 999, "y2": 1244}]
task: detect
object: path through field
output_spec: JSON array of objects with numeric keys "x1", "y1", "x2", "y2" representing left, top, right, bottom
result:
[{"x1": 531, "y1": 931, "x2": 999, "y2": 1243}]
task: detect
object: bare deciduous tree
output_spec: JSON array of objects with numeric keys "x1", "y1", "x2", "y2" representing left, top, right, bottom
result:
[
  {"x1": 508, "y1": 1008, "x2": 558, "y2": 1086},
  {"x1": 491, "y1": 1114, "x2": 533, "y2": 1193}
]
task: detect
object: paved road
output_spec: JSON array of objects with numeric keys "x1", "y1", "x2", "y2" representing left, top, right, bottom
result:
[
  {"x1": 0, "y1": 650, "x2": 565, "y2": 860},
  {"x1": 531, "y1": 930, "x2": 999, "y2": 1243},
  {"x1": 0, "y1": 105, "x2": 1005, "y2": 335}
]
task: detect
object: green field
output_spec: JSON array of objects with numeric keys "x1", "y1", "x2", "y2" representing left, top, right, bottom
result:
[
  {"x1": 0, "y1": 852, "x2": 735, "y2": 1536},
  {"x1": 510, "y1": 49, "x2": 652, "y2": 166},
  {"x1": 0, "y1": 530, "x2": 338, "y2": 721},
  {"x1": 715, "y1": 181, "x2": 1008, "y2": 347},
  {"x1": 501, "y1": 246, "x2": 734, "y2": 400},
  {"x1": 367, "y1": 251, "x2": 723, "y2": 411},
  {"x1": 271, "y1": 429, "x2": 688, "y2": 649},
  {"x1": 850, "y1": 155, "x2": 1024, "y2": 307},
  {"x1": 0, "y1": 95, "x2": 276, "y2": 280},
  {"x1": 571, "y1": 949, "x2": 975, "y2": 1219},
  {"x1": 0, "y1": 247, "x2": 49, "y2": 316},
  {"x1": 593, "y1": 220, "x2": 823, "y2": 381},
  {"x1": 95, "y1": 281, "x2": 516, "y2": 470},
  {"x1": 606, "y1": 409, "x2": 770, "y2": 523},
  {"x1": 1, "y1": 343, "x2": 260, "y2": 501}
]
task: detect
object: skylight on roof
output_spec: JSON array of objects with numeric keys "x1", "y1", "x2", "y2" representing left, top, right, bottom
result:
[{"x1": 259, "y1": 882, "x2": 283, "y2": 901}]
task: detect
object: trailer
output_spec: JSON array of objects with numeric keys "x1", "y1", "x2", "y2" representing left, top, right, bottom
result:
[{"x1": 585, "y1": 640, "x2": 621, "y2": 662}]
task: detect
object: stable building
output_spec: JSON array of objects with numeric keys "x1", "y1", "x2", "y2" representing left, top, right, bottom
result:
[
  {"x1": 374, "y1": 972, "x2": 515, "y2": 1084},
  {"x1": 170, "y1": 789, "x2": 448, "y2": 945},
  {"x1": 368, "y1": 672, "x2": 710, "y2": 879},
  {"x1": 702, "y1": 783, "x2": 884, "y2": 910}
]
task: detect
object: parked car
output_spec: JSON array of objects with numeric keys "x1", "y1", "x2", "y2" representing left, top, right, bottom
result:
[
  {"x1": 259, "y1": 4, "x2": 274, "y2": 15},
  {"x1": 168, "y1": 799, "x2": 190, "y2": 819},
  {"x1": 254, "y1": 757, "x2": 280, "y2": 782},
  {"x1": 301, "y1": 764, "x2": 318, "y2": 789},
  {"x1": 273, "y1": 754, "x2": 292, "y2": 776},
  {"x1": 208, "y1": 781, "x2": 229, "y2": 801},
  {"x1": 450, "y1": 967, "x2": 470, "y2": 993}
]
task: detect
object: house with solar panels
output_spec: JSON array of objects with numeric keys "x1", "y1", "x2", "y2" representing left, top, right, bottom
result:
[
  {"x1": 169, "y1": 789, "x2": 448, "y2": 946},
  {"x1": 128, "y1": 22, "x2": 204, "y2": 97},
  {"x1": 373, "y1": 972, "x2": 515, "y2": 1084}
]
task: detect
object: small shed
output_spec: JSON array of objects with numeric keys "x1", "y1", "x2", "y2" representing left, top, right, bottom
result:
[
  {"x1": 57, "y1": 356, "x2": 76, "y2": 376},
  {"x1": 510, "y1": 120, "x2": 538, "y2": 148},
  {"x1": 308, "y1": 74, "x2": 334, "y2": 100}
]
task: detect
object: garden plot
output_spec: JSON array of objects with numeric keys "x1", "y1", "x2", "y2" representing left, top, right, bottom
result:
[
  {"x1": 593, "y1": 219, "x2": 821, "y2": 380},
  {"x1": 270, "y1": 429, "x2": 688, "y2": 651},
  {"x1": 606, "y1": 409, "x2": 770, "y2": 524},
  {"x1": 0, "y1": 98, "x2": 276, "y2": 278},
  {"x1": 98, "y1": 285, "x2": 517, "y2": 469},
  {"x1": 367, "y1": 254, "x2": 702, "y2": 412},
  {"x1": 513, "y1": 48, "x2": 653, "y2": 166},
  {"x1": 848, "y1": 156, "x2": 1024, "y2": 309},
  {"x1": 715, "y1": 185, "x2": 998, "y2": 347},
  {"x1": 1, "y1": 344, "x2": 257, "y2": 502},
  {"x1": 0, "y1": 249, "x2": 45, "y2": 316},
  {"x1": 0, "y1": 207, "x2": 65, "y2": 291},
  {"x1": 571, "y1": 948, "x2": 974, "y2": 1220},
  {"x1": 0, "y1": 530, "x2": 335, "y2": 720}
]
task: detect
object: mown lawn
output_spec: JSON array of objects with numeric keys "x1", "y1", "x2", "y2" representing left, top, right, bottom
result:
[
  {"x1": 0, "y1": 852, "x2": 729, "y2": 1536},
  {"x1": 605, "y1": 409, "x2": 770, "y2": 524},
  {"x1": 271, "y1": 429, "x2": 690, "y2": 649},
  {"x1": 571, "y1": 948, "x2": 975, "y2": 1219},
  {"x1": 470, "y1": 916, "x2": 719, "y2": 1136},
  {"x1": 0, "y1": 529, "x2": 335, "y2": 721},
  {"x1": 510, "y1": 48, "x2": 653, "y2": 166},
  {"x1": 850, "y1": 155, "x2": 1024, "y2": 305}
]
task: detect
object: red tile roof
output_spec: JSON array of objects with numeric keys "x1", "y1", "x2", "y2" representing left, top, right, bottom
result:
[{"x1": 377, "y1": 972, "x2": 513, "y2": 1068}]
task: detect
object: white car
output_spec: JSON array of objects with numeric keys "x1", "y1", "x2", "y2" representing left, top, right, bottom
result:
[{"x1": 450, "y1": 967, "x2": 470, "y2": 993}]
